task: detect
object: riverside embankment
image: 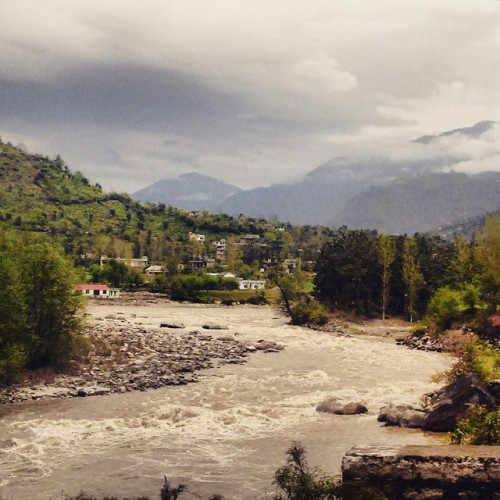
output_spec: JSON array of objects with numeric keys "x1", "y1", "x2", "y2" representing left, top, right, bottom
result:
[{"x1": 0, "y1": 302, "x2": 451, "y2": 499}]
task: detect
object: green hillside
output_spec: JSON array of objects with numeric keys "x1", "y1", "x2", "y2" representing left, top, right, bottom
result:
[{"x1": 0, "y1": 140, "x2": 330, "y2": 267}]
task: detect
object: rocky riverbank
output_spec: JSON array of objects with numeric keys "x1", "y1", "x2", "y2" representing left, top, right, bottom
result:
[{"x1": 0, "y1": 304, "x2": 284, "y2": 404}]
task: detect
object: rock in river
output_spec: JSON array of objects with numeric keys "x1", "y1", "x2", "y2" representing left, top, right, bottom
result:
[{"x1": 317, "y1": 397, "x2": 368, "y2": 415}]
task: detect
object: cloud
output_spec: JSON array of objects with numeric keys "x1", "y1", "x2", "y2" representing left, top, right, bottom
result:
[{"x1": 0, "y1": 0, "x2": 499, "y2": 190}]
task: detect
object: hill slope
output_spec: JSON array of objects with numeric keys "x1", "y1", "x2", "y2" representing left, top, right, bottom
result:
[
  {"x1": 332, "y1": 172, "x2": 500, "y2": 234},
  {"x1": 132, "y1": 172, "x2": 241, "y2": 211},
  {"x1": 0, "y1": 141, "x2": 279, "y2": 258}
]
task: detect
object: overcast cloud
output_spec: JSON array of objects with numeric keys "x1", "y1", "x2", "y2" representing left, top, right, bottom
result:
[{"x1": 1, "y1": 0, "x2": 499, "y2": 191}]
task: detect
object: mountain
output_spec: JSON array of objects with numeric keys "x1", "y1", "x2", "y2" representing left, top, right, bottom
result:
[
  {"x1": 218, "y1": 157, "x2": 452, "y2": 225},
  {"x1": 414, "y1": 120, "x2": 496, "y2": 144},
  {"x1": 132, "y1": 172, "x2": 241, "y2": 211},
  {"x1": 332, "y1": 172, "x2": 500, "y2": 234}
]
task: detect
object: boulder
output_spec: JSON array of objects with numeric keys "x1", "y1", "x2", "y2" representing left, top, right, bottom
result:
[
  {"x1": 400, "y1": 408, "x2": 426, "y2": 428},
  {"x1": 378, "y1": 403, "x2": 410, "y2": 426},
  {"x1": 202, "y1": 323, "x2": 228, "y2": 330},
  {"x1": 160, "y1": 322, "x2": 185, "y2": 329},
  {"x1": 423, "y1": 374, "x2": 496, "y2": 432},
  {"x1": 341, "y1": 402, "x2": 368, "y2": 415},
  {"x1": 254, "y1": 340, "x2": 284, "y2": 351},
  {"x1": 317, "y1": 398, "x2": 368, "y2": 415},
  {"x1": 317, "y1": 398, "x2": 344, "y2": 414}
]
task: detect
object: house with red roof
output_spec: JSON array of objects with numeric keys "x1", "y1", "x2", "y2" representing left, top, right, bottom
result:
[{"x1": 74, "y1": 284, "x2": 120, "y2": 298}]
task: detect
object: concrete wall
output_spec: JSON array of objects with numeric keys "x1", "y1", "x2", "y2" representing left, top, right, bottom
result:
[{"x1": 342, "y1": 445, "x2": 500, "y2": 499}]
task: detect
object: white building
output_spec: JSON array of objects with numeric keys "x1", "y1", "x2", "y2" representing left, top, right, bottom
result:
[
  {"x1": 238, "y1": 279, "x2": 266, "y2": 290},
  {"x1": 189, "y1": 232, "x2": 205, "y2": 243},
  {"x1": 74, "y1": 284, "x2": 121, "y2": 298}
]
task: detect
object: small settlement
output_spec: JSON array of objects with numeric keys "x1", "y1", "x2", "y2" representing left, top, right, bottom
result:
[{"x1": 76, "y1": 230, "x2": 309, "y2": 298}]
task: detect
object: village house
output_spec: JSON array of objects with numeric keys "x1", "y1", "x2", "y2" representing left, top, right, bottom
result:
[
  {"x1": 189, "y1": 232, "x2": 205, "y2": 243},
  {"x1": 212, "y1": 238, "x2": 227, "y2": 258},
  {"x1": 239, "y1": 234, "x2": 261, "y2": 246},
  {"x1": 283, "y1": 258, "x2": 298, "y2": 272},
  {"x1": 144, "y1": 265, "x2": 165, "y2": 276},
  {"x1": 74, "y1": 284, "x2": 121, "y2": 298}
]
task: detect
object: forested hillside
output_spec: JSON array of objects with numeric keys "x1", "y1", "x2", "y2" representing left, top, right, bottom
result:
[{"x1": 0, "y1": 142, "x2": 293, "y2": 258}]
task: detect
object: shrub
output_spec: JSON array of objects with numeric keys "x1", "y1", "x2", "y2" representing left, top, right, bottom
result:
[
  {"x1": 452, "y1": 406, "x2": 500, "y2": 445},
  {"x1": 444, "y1": 340, "x2": 500, "y2": 383},
  {"x1": 272, "y1": 442, "x2": 341, "y2": 500},
  {"x1": 290, "y1": 300, "x2": 328, "y2": 326},
  {"x1": 426, "y1": 287, "x2": 464, "y2": 329}
]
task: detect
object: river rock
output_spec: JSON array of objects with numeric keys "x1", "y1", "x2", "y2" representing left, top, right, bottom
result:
[
  {"x1": 423, "y1": 374, "x2": 496, "y2": 432},
  {"x1": 254, "y1": 340, "x2": 284, "y2": 351},
  {"x1": 400, "y1": 408, "x2": 426, "y2": 428},
  {"x1": 340, "y1": 402, "x2": 368, "y2": 415},
  {"x1": 317, "y1": 398, "x2": 368, "y2": 415},
  {"x1": 160, "y1": 322, "x2": 185, "y2": 329},
  {"x1": 202, "y1": 323, "x2": 228, "y2": 330},
  {"x1": 378, "y1": 403, "x2": 410, "y2": 426}
]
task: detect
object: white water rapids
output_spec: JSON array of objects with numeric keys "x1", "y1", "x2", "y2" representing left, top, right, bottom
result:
[{"x1": 0, "y1": 303, "x2": 450, "y2": 499}]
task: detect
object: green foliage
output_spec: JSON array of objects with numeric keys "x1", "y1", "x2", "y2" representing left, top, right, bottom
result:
[
  {"x1": 169, "y1": 274, "x2": 238, "y2": 301},
  {"x1": 402, "y1": 237, "x2": 425, "y2": 322},
  {"x1": 272, "y1": 442, "x2": 341, "y2": 500},
  {"x1": 276, "y1": 270, "x2": 326, "y2": 325},
  {"x1": 314, "y1": 228, "x2": 382, "y2": 315},
  {"x1": 378, "y1": 234, "x2": 396, "y2": 320},
  {"x1": 426, "y1": 287, "x2": 466, "y2": 329},
  {"x1": 475, "y1": 214, "x2": 500, "y2": 314},
  {"x1": 452, "y1": 406, "x2": 500, "y2": 445},
  {"x1": 0, "y1": 229, "x2": 84, "y2": 384},
  {"x1": 445, "y1": 341, "x2": 500, "y2": 383},
  {"x1": 289, "y1": 300, "x2": 328, "y2": 326},
  {"x1": 90, "y1": 260, "x2": 144, "y2": 289}
]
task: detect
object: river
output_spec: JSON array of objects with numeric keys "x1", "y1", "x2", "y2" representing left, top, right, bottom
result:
[{"x1": 0, "y1": 303, "x2": 450, "y2": 499}]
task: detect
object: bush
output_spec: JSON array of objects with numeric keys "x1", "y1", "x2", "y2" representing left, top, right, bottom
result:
[
  {"x1": 272, "y1": 442, "x2": 341, "y2": 500},
  {"x1": 444, "y1": 340, "x2": 500, "y2": 383},
  {"x1": 426, "y1": 287, "x2": 464, "y2": 329},
  {"x1": 452, "y1": 406, "x2": 500, "y2": 445},
  {"x1": 290, "y1": 300, "x2": 328, "y2": 326}
]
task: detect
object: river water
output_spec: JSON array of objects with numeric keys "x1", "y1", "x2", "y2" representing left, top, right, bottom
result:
[{"x1": 0, "y1": 303, "x2": 450, "y2": 499}]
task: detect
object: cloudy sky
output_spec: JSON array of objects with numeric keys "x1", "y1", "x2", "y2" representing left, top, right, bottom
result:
[{"x1": 1, "y1": 0, "x2": 500, "y2": 192}]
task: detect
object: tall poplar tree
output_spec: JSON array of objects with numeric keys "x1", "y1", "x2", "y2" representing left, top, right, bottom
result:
[
  {"x1": 402, "y1": 237, "x2": 424, "y2": 322},
  {"x1": 378, "y1": 234, "x2": 396, "y2": 320}
]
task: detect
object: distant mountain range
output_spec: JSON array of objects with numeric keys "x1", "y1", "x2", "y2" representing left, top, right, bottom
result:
[
  {"x1": 132, "y1": 121, "x2": 500, "y2": 234},
  {"x1": 332, "y1": 171, "x2": 500, "y2": 234},
  {"x1": 133, "y1": 172, "x2": 241, "y2": 211}
]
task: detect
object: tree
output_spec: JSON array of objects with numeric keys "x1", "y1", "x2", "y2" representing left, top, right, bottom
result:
[
  {"x1": 315, "y1": 228, "x2": 381, "y2": 315},
  {"x1": 0, "y1": 231, "x2": 26, "y2": 383},
  {"x1": 475, "y1": 214, "x2": 500, "y2": 313},
  {"x1": 225, "y1": 237, "x2": 243, "y2": 271},
  {"x1": 452, "y1": 235, "x2": 476, "y2": 288},
  {"x1": 20, "y1": 239, "x2": 84, "y2": 368},
  {"x1": 378, "y1": 234, "x2": 396, "y2": 320},
  {"x1": 402, "y1": 237, "x2": 425, "y2": 322}
]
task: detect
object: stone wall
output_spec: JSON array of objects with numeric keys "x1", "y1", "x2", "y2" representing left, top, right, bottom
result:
[{"x1": 342, "y1": 445, "x2": 500, "y2": 499}]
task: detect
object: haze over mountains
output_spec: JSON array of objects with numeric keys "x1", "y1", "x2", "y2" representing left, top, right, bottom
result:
[
  {"x1": 133, "y1": 172, "x2": 241, "y2": 212},
  {"x1": 133, "y1": 121, "x2": 500, "y2": 234}
]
